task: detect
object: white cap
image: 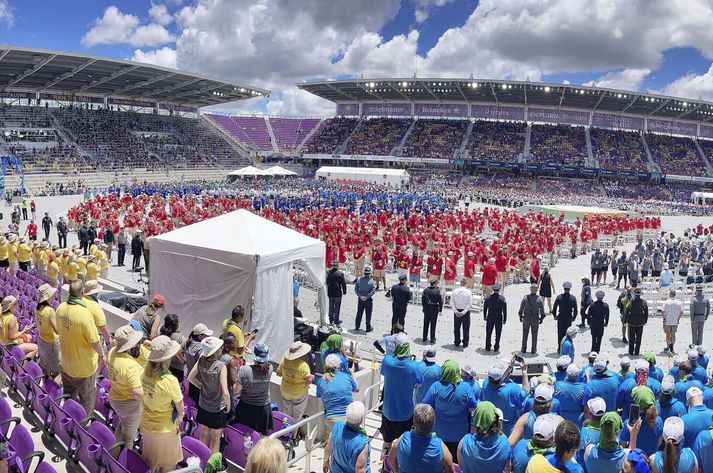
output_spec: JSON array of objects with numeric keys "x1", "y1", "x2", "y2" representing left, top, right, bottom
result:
[
  {"x1": 673, "y1": 355, "x2": 685, "y2": 367},
  {"x1": 423, "y1": 346, "x2": 437, "y2": 362},
  {"x1": 461, "y1": 363, "x2": 478, "y2": 378},
  {"x1": 530, "y1": 376, "x2": 540, "y2": 390},
  {"x1": 533, "y1": 414, "x2": 558, "y2": 441},
  {"x1": 620, "y1": 356, "x2": 631, "y2": 367},
  {"x1": 586, "y1": 397, "x2": 606, "y2": 417},
  {"x1": 488, "y1": 360, "x2": 510, "y2": 381},
  {"x1": 661, "y1": 375, "x2": 675, "y2": 394},
  {"x1": 566, "y1": 364, "x2": 580, "y2": 378},
  {"x1": 325, "y1": 354, "x2": 343, "y2": 368},
  {"x1": 635, "y1": 359, "x2": 649, "y2": 372},
  {"x1": 534, "y1": 384, "x2": 554, "y2": 403},
  {"x1": 346, "y1": 401, "x2": 366, "y2": 426},
  {"x1": 687, "y1": 386, "x2": 703, "y2": 403},
  {"x1": 698, "y1": 346, "x2": 707, "y2": 356},
  {"x1": 556, "y1": 355, "x2": 571, "y2": 369},
  {"x1": 566, "y1": 326, "x2": 578, "y2": 337},
  {"x1": 662, "y1": 417, "x2": 685, "y2": 444},
  {"x1": 688, "y1": 349, "x2": 698, "y2": 361},
  {"x1": 394, "y1": 333, "x2": 409, "y2": 347},
  {"x1": 593, "y1": 355, "x2": 608, "y2": 372}
]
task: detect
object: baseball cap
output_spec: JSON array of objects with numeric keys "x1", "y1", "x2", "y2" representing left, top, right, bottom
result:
[
  {"x1": 423, "y1": 346, "x2": 437, "y2": 363},
  {"x1": 530, "y1": 283, "x2": 539, "y2": 291},
  {"x1": 595, "y1": 290, "x2": 605, "y2": 299},
  {"x1": 688, "y1": 349, "x2": 698, "y2": 361},
  {"x1": 461, "y1": 363, "x2": 478, "y2": 378},
  {"x1": 620, "y1": 356, "x2": 631, "y2": 367},
  {"x1": 534, "y1": 384, "x2": 554, "y2": 403},
  {"x1": 325, "y1": 353, "x2": 343, "y2": 368},
  {"x1": 588, "y1": 351, "x2": 598, "y2": 361},
  {"x1": 696, "y1": 285, "x2": 704, "y2": 292},
  {"x1": 687, "y1": 386, "x2": 703, "y2": 403},
  {"x1": 663, "y1": 417, "x2": 685, "y2": 444},
  {"x1": 398, "y1": 274, "x2": 407, "y2": 281},
  {"x1": 563, "y1": 282, "x2": 572, "y2": 289},
  {"x1": 492, "y1": 283, "x2": 501, "y2": 291},
  {"x1": 394, "y1": 332, "x2": 409, "y2": 347},
  {"x1": 634, "y1": 359, "x2": 649, "y2": 372},
  {"x1": 533, "y1": 414, "x2": 558, "y2": 442},
  {"x1": 673, "y1": 354, "x2": 685, "y2": 366},
  {"x1": 192, "y1": 323, "x2": 214, "y2": 337},
  {"x1": 593, "y1": 356, "x2": 608, "y2": 372},
  {"x1": 488, "y1": 360, "x2": 510, "y2": 382},
  {"x1": 586, "y1": 397, "x2": 606, "y2": 417},
  {"x1": 566, "y1": 364, "x2": 580, "y2": 379},
  {"x1": 556, "y1": 355, "x2": 571, "y2": 369},
  {"x1": 566, "y1": 326, "x2": 578, "y2": 337},
  {"x1": 661, "y1": 375, "x2": 675, "y2": 395},
  {"x1": 364, "y1": 265, "x2": 372, "y2": 273},
  {"x1": 152, "y1": 294, "x2": 165, "y2": 305},
  {"x1": 253, "y1": 343, "x2": 269, "y2": 363},
  {"x1": 699, "y1": 346, "x2": 707, "y2": 356}
]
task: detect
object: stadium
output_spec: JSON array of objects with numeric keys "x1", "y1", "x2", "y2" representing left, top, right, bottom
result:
[{"x1": 1, "y1": 4, "x2": 713, "y2": 473}]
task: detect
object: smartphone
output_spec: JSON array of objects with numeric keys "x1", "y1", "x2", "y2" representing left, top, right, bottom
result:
[
  {"x1": 628, "y1": 404, "x2": 640, "y2": 425},
  {"x1": 251, "y1": 328, "x2": 259, "y2": 334},
  {"x1": 512, "y1": 354, "x2": 525, "y2": 365}
]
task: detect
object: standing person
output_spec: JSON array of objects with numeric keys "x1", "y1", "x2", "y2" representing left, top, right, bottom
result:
[
  {"x1": 117, "y1": 227, "x2": 127, "y2": 266},
  {"x1": 586, "y1": 291, "x2": 609, "y2": 354},
  {"x1": 617, "y1": 287, "x2": 633, "y2": 345},
  {"x1": 107, "y1": 325, "x2": 145, "y2": 449},
  {"x1": 662, "y1": 289, "x2": 683, "y2": 355},
  {"x1": 554, "y1": 364, "x2": 586, "y2": 426},
  {"x1": 519, "y1": 284, "x2": 546, "y2": 355},
  {"x1": 617, "y1": 251, "x2": 628, "y2": 289},
  {"x1": 276, "y1": 342, "x2": 312, "y2": 430},
  {"x1": 512, "y1": 414, "x2": 559, "y2": 473},
  {"x1": 56, "y1": 217, "x2": 67, "y2": 249},
  {"x1": 132, "y1": 295, "x2": 166, "y2": 340},
  {"x1": 56, "y1": 280, "x2": 105, "y2": 415},
  {"x1": 143, "y1": 234, "x2": 151, "y2": 275},
  {"x1": 601, "y1": 249, "x2": 611, "y2": 286},
  {"x1": 525, "y1": 420, "x2": 583, "y2": 473},
  {"x1": 322, "y1": 401, "x2": 370, "y2": 473},
  {"x1": 222, "y1": 305, "x2": 256, "y2": 361},
  {"x1": 35, "y1": 284, "x2": 60, "y2": 379},
  {"x1": 539, "y1": 267, "x2": 555, "y2": 314},
  {"x1": 481, "y1": 257, "x2": 498, "y2": 297},
  {"x1": 651, "y1": 417, "x2": 698, "y2": 473},
  {"x1": 103, "y1": 226, "x2": 114, "y2": 262},
  {"x1": 583, "y1": 412, "x2": 638, "y2": 473},
  {"x1": 390, "y1": 274, "x2": 412, "y2": 330},
  {"x1": 414, "y1": 347, "x2": 442, "y2": 404},
  {"x1": 41, "y1": 212, "x2": 52, "y2": 241},
  {"x1": 316, "y1": 354, "x2": 358, "y2": 434},
  {"x1": 159, "y1": 314, "x2": 185, "y2": 381},
  {"x1": 83, "y1": 280, "x2": 111, "y2": 344},
  {"x1": 131, "y1": 230, "x2": 143, "y2": 272},
  {"x1": 326, "y1": 260, "x2": 347, "y2": 326},
  {"x1": 140, "y1": 336, "x2": 183, "y2": 473},
  {"x1": 681, "y1": 387, "x2": 713, "y2": 449},
  {"x1": 29, "y1": 200, "x2": 35, "y2": 220},
  {"x1": 579, "y1": 278, "x2": 592, "y2": 328},
  {"x1": 20, "y1": 199, "x2": 27, "y2": 220},
  {"x1": 458, "y1": 401, "x2": 513, "y2": 473},
  {"x1": 553, "y1": 282, "x2": 578, "y2": 348},
  {"x1": 421, "y1": 277, "x2": 443, "y2": 344},
  {"x1": 590, "y1": 250, "x2": 602, "y2": 286},
  {"x1": 390, "y1": 404, "x2": 454, "y2": 473},
  {"x1": 629, "y1": 255, "x2": 641, "y2": 288},
  {"x1": 409, "y1": 250, "x2": 423, "y2": 284},
  {"x1": 451, "y1": 280, "x2": 473, "y2": 348},
  {"x1": 481, "y1": 360, "x2": 530, "y2": 437},
  {"x1": 559, "y1": 327, "x2": 578, "y2": 361},
  {"x1": 234, "y1": 343, "x2": 274, "y2": 435},
  {"x1": 690, "y1": 285, "x2": 710, "y2": 346},
  {"x1": 484, "y1": 283, "x2": 507, "y2": 352},
  {"x1": 530, "y1": 256, "x2": 541, "y2": 284},
  {"x1": 354, "y1": 265, "x2": 376, "y2": 333},
  {"x1": 625, "y1": 288, "x2": 649, "y2": 356},
  {"x1": 610, "y1": 249, "x2": 619, "y2": 286}
]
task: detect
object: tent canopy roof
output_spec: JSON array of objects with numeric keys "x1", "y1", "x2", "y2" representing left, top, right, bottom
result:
[{"x1": 316, "y1": 166, "x2": 409, "y2": 177}]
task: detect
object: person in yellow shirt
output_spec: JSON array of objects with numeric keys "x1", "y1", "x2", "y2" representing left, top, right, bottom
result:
[
  {"x1": 89, "y1": 240, "x2": 100, "y2": 257},
  {"x1": 140, "y1": 336, "x2": 183, "y2": 472},
  {"x1": 99, "y1": 244, "x2": 110, "y2": 279},
  {"x1": 56, "y1": 280, "x2": 105, "y2": 415},
  {"x1": 0, "y1": 295, "x2": 37, "y2": 359},
  {"x1": 524, "y1": 420, "x2": 582, "y2": 473},
  {"x1": 0, "y1": 236, "x2": 9, "y2": 272},
  {"x1": 76, "y1": 254, "x2": 87, "y2": 281},
  {"x1": 47, "y1": 256, "x2": 60, "y2": 288},
  {"x1": 7, "y1": 236, "x2": 18, "y2": 275},
  {"x1": 222, "y1": 304, "x2": 255, "y2": 358},
  {"x1": 85, "y1": 255, "x2": 99, "y2": 281},
  {"x1": 35, "y1": 284, "x2": 60, "y2": 378},
  {"x1": 16, "y1": 237, "x2": 31, "y2": 272},
  {"x1": 67, "y1": 256, "x2": 79, "y2": 282},
  {"x1": 83, "y1": 279, "x2": 111, "y2": 344},
  {"x1": 38, "y1": 243, "x2": 50, "y2": 277},
  {"x1": 107, "y1": 325, "x2": 144, "y2": 449},
  {"x1": 276, "y1": 341, "x2": 312, "y2": 433},
  {"x1": 59, "y1": 250, "x2": 69, "y2": 283}
]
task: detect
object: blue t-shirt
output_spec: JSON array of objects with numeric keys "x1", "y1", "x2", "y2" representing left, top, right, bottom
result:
[
  {"x1": 293, "y1": 280, "x2": 301, "y2": 299},
  {"x1": 693, "y1": 428, "x2": 713, "y2": 473},
  {"x1": 584, "y1": 373, "x2": 619, "y2": 412},
  {"x1": 616, "y1": 377, "x2": 662, "y2": 418},
  {"x1": 329, "y1": 421, "x2": 370, "y2": 473},
  {"x1": 576, "y1": 424, "x2": 601, "y2": 467},
  {"x1": 658, "y1": 397, "x2": 687, "y2": 422},
  {"x1": 699, "y1": 355, "x2": 710, "y2": 370},
  {"x1": 682, "y1": 405, "x2": 713, "y2": 448},
  {"x1": 464, "y1": 377, "x2": 482, "y2": 401},
  {"x1": 317, "y1": 371, "x2": 357, "y2": 418},
  {"x1": 481, "y1": 379, "x2": 527, "y2": 436},
  {"x1": 544, "y1": 452, "x2": 584, "y2": 473},
  {"x1": 661, "y1": 270, "x2": 674, "y2": 286},
  {"x1": 459, "y1": 433, "x2": 512, "y2": 473},
  {"x1": 653, "y1": 447, "x2": 697, "y2": 473},
  {"x1": 554, "y1": 380, "x2": 586, "y2": 427},
  {"x1": 413, "y1": 361, "x2": 442, "y2": 404},
  {"x1": 675, "y1": 377, "x2": 705, "y2": 405},
  {"x1": 692, "y1": 365, "x2": 709, "y2": 385},
  {"x1": 422, "y1": 381, "x2": 477, "y2": 442},
  {"x1": 704, "y1": 387, "x2": 713, "y2": 410},
  {"x1": 585, "y1": 446, "x2": 627, "y2": 473},
  {"x1": 381, "y1": 355, "x2": 423, "y2": 422},
  {"x1": 649, "y1": 366, "x2": 665, "y2": 382},
  {"x1": 377, "y1": 335, "x2": 396, "y2": 356},
  {"x1": 559, "y1": 338, "x2": 575, "y2": 360},
  {"x1": 512, "y1": 440, "x2": 553, "y2": 473},
  {"x1": 620, "y1": 415, "x2": 664, "y2": 456},
  {"x1": 554, "y1": 371, "x2": 567, "y2": 383},
  {"x1": 396, "y1": 431, "x2": 443, "y2": 473}
]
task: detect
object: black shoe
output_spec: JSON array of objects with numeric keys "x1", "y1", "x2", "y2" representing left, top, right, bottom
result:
[
  {"x1": 429, "y1": 339, "x2": 436, "y2": 344},
  {"x1": 494, "y1": 346, "x2": 500, "y2": 352},
  {"x1": 463, "y1": 343, "x2": 469, "y2": 348},
  {"x1": 577, "y1": 324, "x2": 586, "y2": 328},
  {"x1": 531, "y1": 350, "x2": 537, "y2": 354},
  {"x1": 485, "y1": 347, "x2": 491, "y2": 351},
  {"x1": 351, "y1": 279, "x2": 357, "y2": 284},
  {"x1": 354, "y1": 327, "x2": 360, "y2": 332},
  {"x1": 623, "y1": 338, "x2": 628, "y2": 343},
  {"x1": 365, "y1": 327, "x2": 373, "y2": 333},
  {"x1": 454, "y1": 342, "x2": 460, "y2": 347}
]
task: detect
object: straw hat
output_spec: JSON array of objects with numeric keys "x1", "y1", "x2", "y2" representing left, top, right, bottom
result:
[
  {"x1": 37, "y1": 283, "x2": 56, "y2": 303},
  {"x1": 1, "y1": 295, "x2": 17, "y2": 313},
  {"x1": 284, "y1": 341, "x2": 311, "y2": 361},
  {"x1": 84, "y1": 280, "x2": 103, "y2": 296},
  {"x1": 147, "y1": 335, "x2": 180, "y2": 362},
  {"x1": 114, "y1": 326, "x2": 144, "y2": 353}
]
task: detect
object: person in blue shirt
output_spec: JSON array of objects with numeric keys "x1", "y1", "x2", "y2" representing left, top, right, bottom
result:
[
  {"x1": 555, "y1": 364, "x2": 586, "y2": 427},
  {"x1": 619, "y1": 386, "x2": 663, "y2": 456},
  {"x1": 525, "y1": 420, "x2": 583, "y2": 473},
  {"x1": 380, "y1": 333, "x2": 423, "y2": 454},
  {"x1": 698, "y1": 346, "x2": 709, "y2": 370},
  {"x1": 643, "y1": 352, "x2": 665, "y2": 382},
  {"x1": 323, "y1": 401, "x2": 370, "y2": 473},
  {"x1": 583, "y1": 355, "x2": 619, "y2": 413},
  {"x1": 554, "y1": 356, "x2": 571, "y2": 383},
  {"x1": 577, "y1": 397, "x2": 607, "y2": 466},
  {"x1": 674, "y1": 361, "x2": 705, "y2": 405},
  {"x1": 320, "y1": 334, "x2": 349, "y2": 373},
  {"x1": 390, "y1": 404, "x2": 454, "y2": 473},
  {"x1": 651, "y1": 417, "x2": 698, "y2": 473},
  {"x1": 658, "y1": 376, "x2": 687, "y2": 422},
  {"x1": 373, "y1": 323, "x2": 404, "y2": 357},
  {"x1": 317, "y1": 354, "x2": 359, "y2": 434},
  {"x1": 423, "y1": 360, "x2": 477, "y2": 459},
  {"x1": 521, "y1": 377, "x2": 561, "y2": 415},
  {"x1": 618, "y1": 356, "x2": 635, "y2": 383},
  {"x1": 509, "y1": 383, "x2": 562, "y2": 447},
  {"x1": 617, "y1": 359, "x2": 662, "y2": 420},
  {"x1": 559, "y1": 326, "x2": 577, "y2": 360},
  {"x1": 577, "y1": 352, "x2": 597, "y2": 383},
  {"x1": 457, "y1": 401, "x2": 512, "y2": 473},
  {"x1": 481, "y1": 359, "x2": 530, "y2": 436},
  {"x1": 688, "y1": 349, "x2": 709, "y2": 385},
  {"x1": 693, "y1": 425, "x2": 713, "y2": 473},
  {"x1": 461, "y1": 363, "x2": 482, "y2": 402},
  {"x1": 292, "y1": 275, "x2": 300, "y2": 306},
  {"x1": 512, "y1": 414, "x2": 557, "y2": 473},
  {"x1": 584, "y1": 412, "x2": 639, "y2": 473},
  {"x1": 682, "y1": 386, "x2": 713, "y2": 449},
  {"x1": 669, "y1": 354, "x2": 686, "y2": 380},
  {"x1": 413, "y1": 346, "x2": 442, "y2": 404}
]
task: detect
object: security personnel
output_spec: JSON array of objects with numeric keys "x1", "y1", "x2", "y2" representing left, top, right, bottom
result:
[
  {"x1": 625, "y1": 287, "x2": 648, "y2": 356},
  {"x1": 483, "y1": 282, "x2": 507, "y2": 352},
  {"x1": 586, "y1": 290, "x2": 610, "y2": 353},
  {"x1": 421, "y1": 277, "x2": 443, "y2": 344},
  {"x1": 553, "y1": 281, "x2": 578, "y2": 347},
  {"x1": 690, "y1": 285, "x2": 710, "y2": 346},
  {"x1": 390, "y1": 274, "x2": 412, "y2": 330}
]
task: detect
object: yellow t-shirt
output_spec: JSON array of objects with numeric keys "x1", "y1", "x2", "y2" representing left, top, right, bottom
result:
[
  {"x1": 98, "y1": 251, "x2": 109, "y2": 270},
  {"x1": 140, "y1": 371, "x2": 182, "y2": 433},
  {"x1": 222, "y1": 319, "x2": 245, "y2": 357},
  {"x1": 0, "y1": 312, "x2": 18, "y2": 345},
  {"x1": 47, "y1": 261, "x2": 59, "y2": 280},
  {"x1": 0, "y1": 241, "x2": 9, "y2": 261},
  {"x1": 17, "y1": 244, "x2": 31, "y2": 263},
  {"x1": 40, "y1": 251, "x2": 49, "y2": 267},
  {"x1": 68, "y1": 262, "x2": 78, "y2": 281},
  {"x1": 525, "y1": 454, "x2": 562, "y2": 473},
  {"x1": 277, "y1": 357, "x2": 311, "y2": 400},
  {"x1": 83, "y1": 297, "x2": 107, "y2": 329},
  {"x1": 137, "y1": 345, "x2": 149, "y2": 367},
  {"x1": 107, "y1": 348, "x2": 144, "y2": 402},
  {"x1": 77, "y1": 257, "x2": 87, "y2": 276},
  {"x1": 59, "y1": 257, "x2": 68, "y2": 278},
  {"x1": 32, "y1": 248, "x2": 40, "y2": 265},
  {"x1": 89, "y1": 244, "x2": 99, "y2": 257},
  {"x1": 86, "y1": 262, "x2": 98, "y2": 281},
  {"x1": 56, "y1": 301, "x2": 100, "y2": 378},
  {"x1": 7, "y1": 243, "x2": 17, "y2": 264},
  {"x1": 36, "y1": 305, "x2": 58, "y2": 343}
]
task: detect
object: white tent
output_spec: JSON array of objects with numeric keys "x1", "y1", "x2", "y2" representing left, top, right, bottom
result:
[
  {"x1": 265, "y1": 165, "x2": 297, "y2": 176},
  {"x1": 315, "y1": 166, "x2": 410, "y2": 187},
  {"x1": 692, "y1": 191, "x2": 713, "y2": 205},
  {"x1": 149, "y1": 209, "x2": 327, "y2": 362},
  {"x1": 228, "y1": 166, "x2": 268, "y2": 177}
]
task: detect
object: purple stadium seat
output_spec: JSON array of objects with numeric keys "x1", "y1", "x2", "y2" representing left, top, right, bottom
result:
[
  {"x1": 181, "y1": 436, "x2": 211, "y2": 469},
  {"x1": 101, "y1": 446, "x2": 150, "y2": 473},
  {"x1": 2, "y1": 346, "x2": 26, "y2": 386},
  {"x1": 267, "y1": 411, "x2": 296, "y2": 439},
  {"x1": 49, "y1": 398, "x2": 88, "y2": 452},
  {"x1": 9, "y1": 424, "x2": 45, "y2": 473},
  {"x1": 94, "y1": 377, "x2": 114, "y2": 426},
  {"x1": 31, "y1": 379, "x2": 62, "y2": 430},
  {"x1": 0, "y1": 397, "x2": 20, "y2": 436},
  {"x1": 34, "y1": 462, "x2": 57, "y2": 473},
  {"x1": 223, "y1": 423, "x2": 261, "y2": 468},
  {"x1": 17, "y1": 361, "x2": 44, "y2": 405},
  {"x1": 73, "y1": 420, "x2": 122, "y2": 473}
]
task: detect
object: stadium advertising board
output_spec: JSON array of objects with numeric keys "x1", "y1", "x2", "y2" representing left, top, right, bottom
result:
[
  {"x1": 470, "y1": 105, "x2": 526, "y2": 121},
  {"x1": 158, "y1": 103, "x2": 199, "y2": 114},
  {"x1": 528, "y1": 108, "x2": 589, "y2": 125},
  {"x1": 108, "y1": 98, "x2": 157, "y2": 108},
  {"x1": 413, "y1": 103, "x2": 468, "y2": 117},
  {"x1": 699, "y1": 125, "x2": 713, "y2": 139},
  {"x1": 592, "y1": 113, "x2": 645, "y2": 130},
  {"x1": 336, "y1": 103, "x2": 359, "y2": 115},
  {"x1": 1, "y1": 91, "x2": 35, "y2": 99},
  {"x1": 40, "y1": 93, "x2": 104, "y2": 104},
  {"x1": 362, "y1": 102, "x2": 411, "y2": 116},
  {"x1": 647, "y1": 119, "x2": 697, "y2": 136}
]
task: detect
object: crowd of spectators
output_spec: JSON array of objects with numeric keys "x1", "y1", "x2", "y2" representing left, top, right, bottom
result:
[
  {"x1": 401, "y1": 119, "x2": 469, "y2": 159},
  {"x1": 529, "y1": 124, "x2": 588, "y2": 166},
  {"x1": 590, "y1": 128, "x2": 650, "y2": 172},
  {"x1": 344, "y1": 118, "x2": 410, "y2": 155},
  {"x1": 303, "y1": 117, "x2": 358, "y2": 154},
  {"x1": 646, "y1": 133, "x2": 709, "y2": 177},
  {"x1": 465, "y1": 120, "x2": 526, "y2": 162}
]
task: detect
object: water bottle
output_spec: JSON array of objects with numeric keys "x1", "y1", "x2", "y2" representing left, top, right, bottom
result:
[
  {"x1": 282, "y1": 416, "x2": 290, "y2": 430},
  {"x1": 242, "y1": 433, "x2": 253, "y2": 456},
  {"x1": 185, "y1": 456, "x2": 200, "y2": 469},
  {"x1": 99, "y1": 386, "x2": 108, "y2": 403}
]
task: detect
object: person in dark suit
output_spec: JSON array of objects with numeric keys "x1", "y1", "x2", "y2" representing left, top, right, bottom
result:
[
  {"x1": 390, "y1": 274, "x2": 412, "y2": 330},
  {"x1": 131, "y1": 231, "x2": 143, "y2": 272},
  {"x1": 421, "y1": 277, "x2": 443, "y2": 344},
  {"x1": 78, "y1": 222, "x2": 89, "y2": 255},
  {"x1": 325, "y1": 260, "x2": 347, "y2": 325},
  {"x1": 483, "y1": 283, "x2": 507, "y2": 352},
  {"x1": 586, "y1": 290, "x2": 610, "y2": 353},
  {"x1": 553, "y1": 281, "x2": 578, "y2": 347}
]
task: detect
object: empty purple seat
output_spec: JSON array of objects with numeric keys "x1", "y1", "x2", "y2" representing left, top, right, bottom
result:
[
  {"x1": 0, "y1": 396, "x2": 20, "y2": 436},
  {"x1": 94, "y1": 378, "x2": 114, "y2": 425},
  {"x1": 74, "y1": 420, "x2": 122, "y2": 473},
  {"x1": 223, "y1": 423, "x2": 261, "y2": 468},
  {"x1": 9, "y1": 424, "x2": 45, "y2": 473},
  {"x1": 101, "y1": 446, "x2": 150, "y2": 473},
  {"x1": 17, "y1": 361, "x2": 44, "y2": 405},
  {"x1": 31, "y1": 378, "x2": 62, "y2": 430},
  {"x1": 50, "y1": 398, "x2": 88, "y2": 452},
  {"x1": 267, "y1": 411, "x2": 296, "y2": 439}
]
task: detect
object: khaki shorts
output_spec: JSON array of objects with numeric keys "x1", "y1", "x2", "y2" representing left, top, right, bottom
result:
[
  {"x1": 664, "y1": 324, "x2": 678, "y2": 336},
  {"x1": 373, "y1": 269, "x2": 385, "y2": 278}
]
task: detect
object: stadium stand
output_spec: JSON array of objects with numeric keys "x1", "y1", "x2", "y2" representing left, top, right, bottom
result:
[
  {"x1": 590, "y1": 128, "x2": 649, "y2": 172},
  {"x1": 203, "y1": 114, "x2": 273, "y2": 151},
  {"x1": 344, "y1": 117, "x2": 410, "y2": 155},
  {"x1": 528, "y1": 124, "x2": 588, "y2": 166},
  {"x1": 400, "y1": 119, "x2": 468, "y2": 159},
  {"x1": 269, "y1": 117, "x2": 320, "y2": 152},
  {"x1": 464, "y1": 120, "x2": 526, "y2": 162},
  {"x1": 646, "y1": 132, "x2": 709, "y2": 177},
  {"x1": 303, "y1": 117, "x2": 359, "y2": 154}
]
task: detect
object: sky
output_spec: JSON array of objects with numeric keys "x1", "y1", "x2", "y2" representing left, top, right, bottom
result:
[{"x1": 1, "y1": 0, "x2": 713, "y2": 116}]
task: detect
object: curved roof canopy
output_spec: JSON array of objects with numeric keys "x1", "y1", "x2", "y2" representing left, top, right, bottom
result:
[{"x1": 0, "y1": 45, "x2": 269, "y2": 108}]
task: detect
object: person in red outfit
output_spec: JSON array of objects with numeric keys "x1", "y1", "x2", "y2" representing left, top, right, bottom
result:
[
  {"x1": 371, "y1": 246, "x2": 387, "y2": 290},
  {"x1": 408, "y1": 250, "x2": 423, "y2": 283},
  {"x1": 443, "y1": 252, "x2": 457, "y2": 286},
  {"x1": 463, "y1": 252, "x2": 476, "y2": 288},
  {"x1": 25, "y1": 220, "x2": 38, "y2": 241},
  {"x1": 481, "y1": 257, "x2": 498, "y2": 297},
  {"x1": 529, "y1": 256, "x2": 541, "y2": 284}
]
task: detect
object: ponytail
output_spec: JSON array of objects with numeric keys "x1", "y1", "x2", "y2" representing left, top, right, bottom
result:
[
  {"x1": 663, "y1": 439, "x2": 678, "y2": 473},
  {"x1": 645, "y1": 405, "x2": 657, "y2": 427}
]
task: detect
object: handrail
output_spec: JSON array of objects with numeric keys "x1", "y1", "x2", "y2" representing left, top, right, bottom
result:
[
  {"x1": 269, "y1": 410, "x2": 324, "y2": 471},
  {"x1": 268, "y1": 411, "x2": 323, "y2": 441},
  {"x1": 363, "y1": 379, "x2": 383, "y2": 415}
]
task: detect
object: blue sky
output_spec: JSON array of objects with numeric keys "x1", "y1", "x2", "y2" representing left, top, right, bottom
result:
[{"x1": 0, "y1": 0, "x2": 712, "y2": 115}]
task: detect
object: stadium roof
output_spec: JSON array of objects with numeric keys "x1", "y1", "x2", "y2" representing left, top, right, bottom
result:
[
  {"x1": 0, "y1": 45, "x2": 269, "y2": 108},
  {"x1": 298, "y1": 78, "x2": 713, "y2": 123}
]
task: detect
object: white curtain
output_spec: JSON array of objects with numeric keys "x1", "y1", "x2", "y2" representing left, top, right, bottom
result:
[{"x1": 253, "y1": 261, "x2": 293, "y2": 362}]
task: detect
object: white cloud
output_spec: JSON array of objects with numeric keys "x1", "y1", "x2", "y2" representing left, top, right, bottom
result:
[
  {"x1": 0, "y1": 0, "x2": 14, "y2": 28},
  {"x1": 265, "y1": 87, "x2": 334, "y2": 116},
  {"x1": 414, "y1": 0, "x2": 454, "y2": 23},
  {"x1": 584, "y1": 68, "x2": 651, "y2": 90},
  {"x1": 663, "y1": 64, "x2": 713, "y2": 101},
  {"x1": 149, "y1": 3, "x2": 173, "y2": 25},
  {"x1": 131, "y1": 47, "x2": 178, "y2": 68},
  {"x1": 82, "y1": 5, "x2": 175, "y2": 48}
]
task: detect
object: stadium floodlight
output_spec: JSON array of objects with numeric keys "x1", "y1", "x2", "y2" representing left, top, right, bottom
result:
[
  {"x1": 544, "y1": 86, "x2": 550, "y2": 92},
  {"x1": 683, "y1": 101, "x2": 688, "y2": 106}
]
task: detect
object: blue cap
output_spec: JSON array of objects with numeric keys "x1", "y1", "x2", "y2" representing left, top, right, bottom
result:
[
  {"x1": 253, "y1": 343, "x2": 269, "y2": 362},
  {"x1": 563, "y1": 282, "x2": 572, "y2": 289},
  {"x1": 492, "y1": 283, "x2": 501, "y2": 291},
  {"x1": 128, "y1": 320, "x2": 142, "y2": 332}
]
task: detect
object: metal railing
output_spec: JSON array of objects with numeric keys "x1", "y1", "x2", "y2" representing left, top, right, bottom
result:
[{"x1": 268, "y1": 411, "x2": 324, "y2": 472}]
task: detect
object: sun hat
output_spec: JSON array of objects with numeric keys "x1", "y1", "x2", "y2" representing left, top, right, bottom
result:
[
  {"x1": 662, "y1": 417, "x2": 684, "y2": 444},
  {"x1": 147, "y1": 335, "x2": 180, "y2": 362},
  {"x1": 587, "y1": 397, "x2": 606, "y2": 416},
  {"x1": 200, "y1": 336, "x2": 224, "y2": 358},
  {"x1": 191, "y1": 323, "x2": 214, "y2": 337},
  {"x1": 84, "y1": 279, "x2": 103, "y2": 296},
  {"x1": 114, "y1": 325, "x2": 143, "y2": 353},
  {"x1": 643, "y1": 352, "x2": 657, "y2": 365},
  {"x1": 37, "y1": 283, "x2": 56, "y2": 303},
  {"x1": 253, "y1": 343, "x2": 269, "y2": 363},
  {"x1": 698, "y1": 346, "x2": 707, "y2": 356},
  {"x1": 1, "y1": 296, "x2": 17, "y2": 313},
  {"x1": 284, "y1": 341, "x2": 311, "y2": 360}
]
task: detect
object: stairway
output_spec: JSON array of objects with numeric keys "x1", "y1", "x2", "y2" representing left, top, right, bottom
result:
[
  {"x1": 392, "y1": 118, "x2": 416, "y2": 157},
  {"x1": 585, "y1": 128, "x2": 598, "y2": 168},
  {"x1": 694, "y1": 138, "x2": 713, "y2": 177},
  {"x1": 456, "y1": 120, "x2": 475, "y2": 159},
  {"x1": 523, "y1": 123, "x2": 532, "y2": 160},
  {"x1": 265, "y1": 117, "x2": 279, "y2": 152},
  {"x1": 335, "y1": 118, "x2": 363, "y2": 155},
  {"x1": 200, "y1": 115, "x2": 259, "y2": 165},
  {"x1": 296, "y1": 118, "x2": 324, "y2": 153},
  {"x1": 640, "y1": 132, "x2": 658, "y2": 173}
]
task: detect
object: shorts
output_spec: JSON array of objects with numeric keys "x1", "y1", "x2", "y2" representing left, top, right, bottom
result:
[
  {"x1": 664, "y1": 324, "x2": 678, "y2": 336},
  {"x1": 380, "y1": 416, "x2": 413, "y2": 443},
  {"x1": 373, "y1": 269, "x2": 385, "y2": 278},
  {"x1": 140, "y1": 429, "x2": 182, "y2": 470},
  {"x1": 37, "y1": 338, "x2": 61, "y2": 374},
  {"x1": 196, "y1": 405, "x2": 228, "y2": 430}
]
